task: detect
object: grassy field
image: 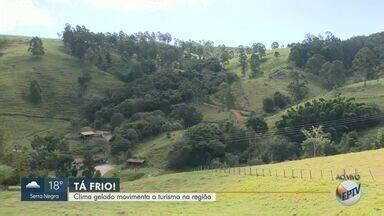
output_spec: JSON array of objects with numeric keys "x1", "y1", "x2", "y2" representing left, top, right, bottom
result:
[
  {"x1": 1, "y1": 148, "x2": 384, "y2": 215},
  {"x1": 0, "y1": 35, "x2": 123, "y2": 145},
  {"x1": 131, "y1": 131, "x2": 184, "y2": 167},
  {"x1": 226, "y1": 48, "x2": 291, "y2": 78},
  {"x1": 225, "y1": 48, "x2": 325, "y2": 114}
]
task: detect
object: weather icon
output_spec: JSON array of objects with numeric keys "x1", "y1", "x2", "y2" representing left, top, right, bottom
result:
[{"x1": 25, "y1": 181, "x2": 40, "y2": 189}]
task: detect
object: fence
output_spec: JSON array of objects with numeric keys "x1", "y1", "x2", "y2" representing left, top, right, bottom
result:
[{"x1": 190, "y1": 165, "x2": 376, "y2": 181}]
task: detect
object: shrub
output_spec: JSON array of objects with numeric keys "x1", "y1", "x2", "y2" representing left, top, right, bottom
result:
[
  {"x1": 262, "y1": 97, "x2": 274, "y2": 113},
  {"x1": 246, "y1": 112, "x2": 268, "y2": 133},
  {"x1": 273, "y1": 91, "x2": 291, "y2": 109}
]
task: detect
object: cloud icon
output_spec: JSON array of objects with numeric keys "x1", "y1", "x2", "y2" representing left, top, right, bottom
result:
[{"x1": 26, "y1": 181, "x2": 40, "y2": 189}]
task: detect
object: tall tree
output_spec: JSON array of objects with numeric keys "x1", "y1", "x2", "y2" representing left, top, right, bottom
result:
[
  {"x1": 29, "y1": 80, "x2": 42, "y2": 103},
  {"x1": 305, "y1": 54, "x2": 326, "y2": 75},
  {"x1": 218, "y1": 83, "x2": 236, "y2": 111},
  {"x1": 271, "y1": 41, "x2": 279, "y2": 49},
  {"x1": 81, "y1": 152, "x2": 96, "y2": 178},
  {"x1": 249, "y1": 53, "x2": 262, "y2": 78},
  {"x1": 238, "y1": 46, "x2": 247, "y2": 78},
  {"x1": 301, "y1": 125, "x2": 332, "y2": 157},
  {"x1": 105, "y1": 52, "x2": 112, "y2": 69},
  {"x1": 28, "y1": 37, "x2": 45, "y2": 56},
  {"x1": 287, "y1": 71, "x2": 309, "y2": 102},
  {"x1": 219, "y1": 45, "x2": 230, "y2": 64},
  {"x1": 252, "y1": 43, "x2": 266, "y2": 58},
  {"x1": 77, "y1": 72, "x2": 92, "y2": 98},
  {"x1": 352, "y1": 47, "x2": 379, "y2": 87},
  {"x1": 319, "y1": 60, "x2": 346, "y2": 89}
]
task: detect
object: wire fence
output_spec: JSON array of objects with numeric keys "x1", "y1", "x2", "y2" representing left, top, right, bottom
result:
[{"x1": 190, "y1": 165, "x2": 376, "y2": 182}]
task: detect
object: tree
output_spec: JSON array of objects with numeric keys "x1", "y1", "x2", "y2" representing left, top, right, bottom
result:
[
  {"x1": 246, "y1": 112, "x2": 268, "y2": 133},
  {"x1": 274, "y1": 51, "x2": 280, "y2": 58},
  {"x1": 338, "y1": 131, "x2": 361, "y2": 153},
  {"x1": 287, "y1": 71, "x2": 309, "y2": 102},
  {"x1": 262, "y1": 97, "x2": 274, "y2": 113},
  {"x1": 104, "y1": 52, "x2": 112, "y2": 70},
  {"x1": 0, "y1": 130, "x2": 7, "y2": 161},
  {"x1": 273, "y1": 91, "x2": 290, "y2": 109},
  {"x1": 319, "y1": 60, "x2": 346, "y2": 89},
  {"x1": 170, "y1": 103, "x2": 202, "y2": 128},
  {"x1": 29, "y1": 80, "x2": 42, "y2": 103},
  {"x1": 271, "y1": 42, "x2": 279, "y2": 49},
  {"x1": 238, "y1": 46, "x2": 247, "y2": 78},
  {"x1": 301, "y1": 125, "x2": 332, "y2": 157},
  {"x1": 28, "y1": 37, "x2": 45, "y2": 56},
  {"x1": 78, "y1": 72, "x2": 92, "y2": 98},
  {"x1": 305, "y1": 54, "x2": 326, "y2": 75},
  {"x1": 252, "y1": 43, "x2": 266, "y2": 58},
  {"x1": 110, "y1": 135, "x2": 132, "y2": 156},
  {"x1": 81, "y1": 152, "x2": 96, "y2": 178},
  {"x1": 219, "y1": 45, "x2": 230, "y2": 64},
  {"x1": 167, "y1": 123, "x2": 225, "y2": 169},
  {"x1": 371, "y1": 129, "x2": 384, "y2": 149},
  {"x1": 352, "y1": 47, "x2": 379, "y2": 87},
  {"x1": 249, "y1": 53, "x2": 262, "y2": 78},
  {"x1": 276, "y1": 97, "x2": 381, "y2": 142},
  {"x1": 110, "y1": 113, "x2": 124, "y2": 128},
  {"x1": 217, "y1": 83, "x2": 236, "y2": 111},
  {"x1": 52, "y1": 153, "x2": 73, "y2": 177}
]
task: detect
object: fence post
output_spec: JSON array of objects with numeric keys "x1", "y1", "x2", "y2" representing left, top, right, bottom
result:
[
  {"x1": 331, "y1": 170, "x2": 334, "y2": 180},
  {"x1": 310, "y1": 170, "x2": 312, "y2": 179},
  {"x1": 300, "y1": 170, "x2": 303, "y2": 179},
  {"x1": 269, "y1": 168, "x2": 272, "y2": 176},
  {"x1": 262, "y1": 169, "x2": 264, "y2": 176},
  {"x1": 321, "y1": 170, "x2": 323, "y2": 179},
  {"x1": 283, "y1": 169, "x2": 286, "y2": 178},
  {"x1": 369, "y1": 168, "x2": 375, "y2": 181},
  {"x1": 291, "y1": 169, "x2": 294, "y2": 178},
  {"x1": 275, "y1": 169, "x2": 278, "y2": 177}
]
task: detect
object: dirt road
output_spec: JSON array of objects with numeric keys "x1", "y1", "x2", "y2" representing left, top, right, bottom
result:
[{"x1": 95, "y1": 164, "x2": 114, "y2": 176}]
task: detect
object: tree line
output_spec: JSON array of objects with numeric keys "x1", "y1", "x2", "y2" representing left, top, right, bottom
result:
[{"x1": 289, "y1": 32, "x2": 383, "y2": 88}]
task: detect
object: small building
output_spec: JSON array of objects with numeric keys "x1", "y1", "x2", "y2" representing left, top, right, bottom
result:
[
  {"x1": 80, "y1": 130, "x2": 96, "y2": 139},
  {"x1": 94, "y1": 155, "x2": 107, "y2": 165},
  {"x1": 126, "y1": 158, "x2": 146, "y2": 167}
]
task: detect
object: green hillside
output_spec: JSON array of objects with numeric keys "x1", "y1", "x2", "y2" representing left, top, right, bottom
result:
[
  {"x1": 226, "y1": 48, "x2": 291, "y2": 78},
  {"x1": 1, "y1": 148, "x2": 383, "y2": 215},
  {"x1": 221, "y1": 48, "x2": 325, "y2": 114},
  {"x1": 0, "y1": 35, "x2": 123, "y2": 144}
]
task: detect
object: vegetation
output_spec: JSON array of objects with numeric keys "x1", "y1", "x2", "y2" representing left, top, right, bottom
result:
[
  {"x1": 276, "y1": 96, "x2": 381, "y2": 143},
  {"x1": 0, "y1": 27, "x2": 384, "y2": 193},
  {"x1": 3, "y1": 148, "x2": 384, "y2": 215},
  {"x1": 28, "y1": 37, "x2": 45, "y2": 56}
]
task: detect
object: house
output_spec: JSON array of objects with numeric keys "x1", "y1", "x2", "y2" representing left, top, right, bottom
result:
[
  {"x1": 79, "y1": 130, "x2": 113, "y2": 142},
  {"x1": 126, "y1": 158, "x2": 146, "y2": 167},
  {"x1": 80, "y1": 130, "x2": 96, "y2": 139}
]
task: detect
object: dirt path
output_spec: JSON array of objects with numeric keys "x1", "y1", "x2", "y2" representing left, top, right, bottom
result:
[
  {"x1": 95, "y1": 164, "x2": 114, "y2": 176},
  {"x1": 231, "y1": 109, "x2": 246, "y2": 127}
]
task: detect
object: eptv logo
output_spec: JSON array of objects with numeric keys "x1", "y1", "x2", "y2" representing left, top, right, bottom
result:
[{"x1": 336, "y1": 180, "x2": 361, "y2": 206}]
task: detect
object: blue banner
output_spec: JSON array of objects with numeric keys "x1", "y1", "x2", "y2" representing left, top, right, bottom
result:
[{"x1": 21, "y1": 178, "x2": 68, "y2": 201}]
